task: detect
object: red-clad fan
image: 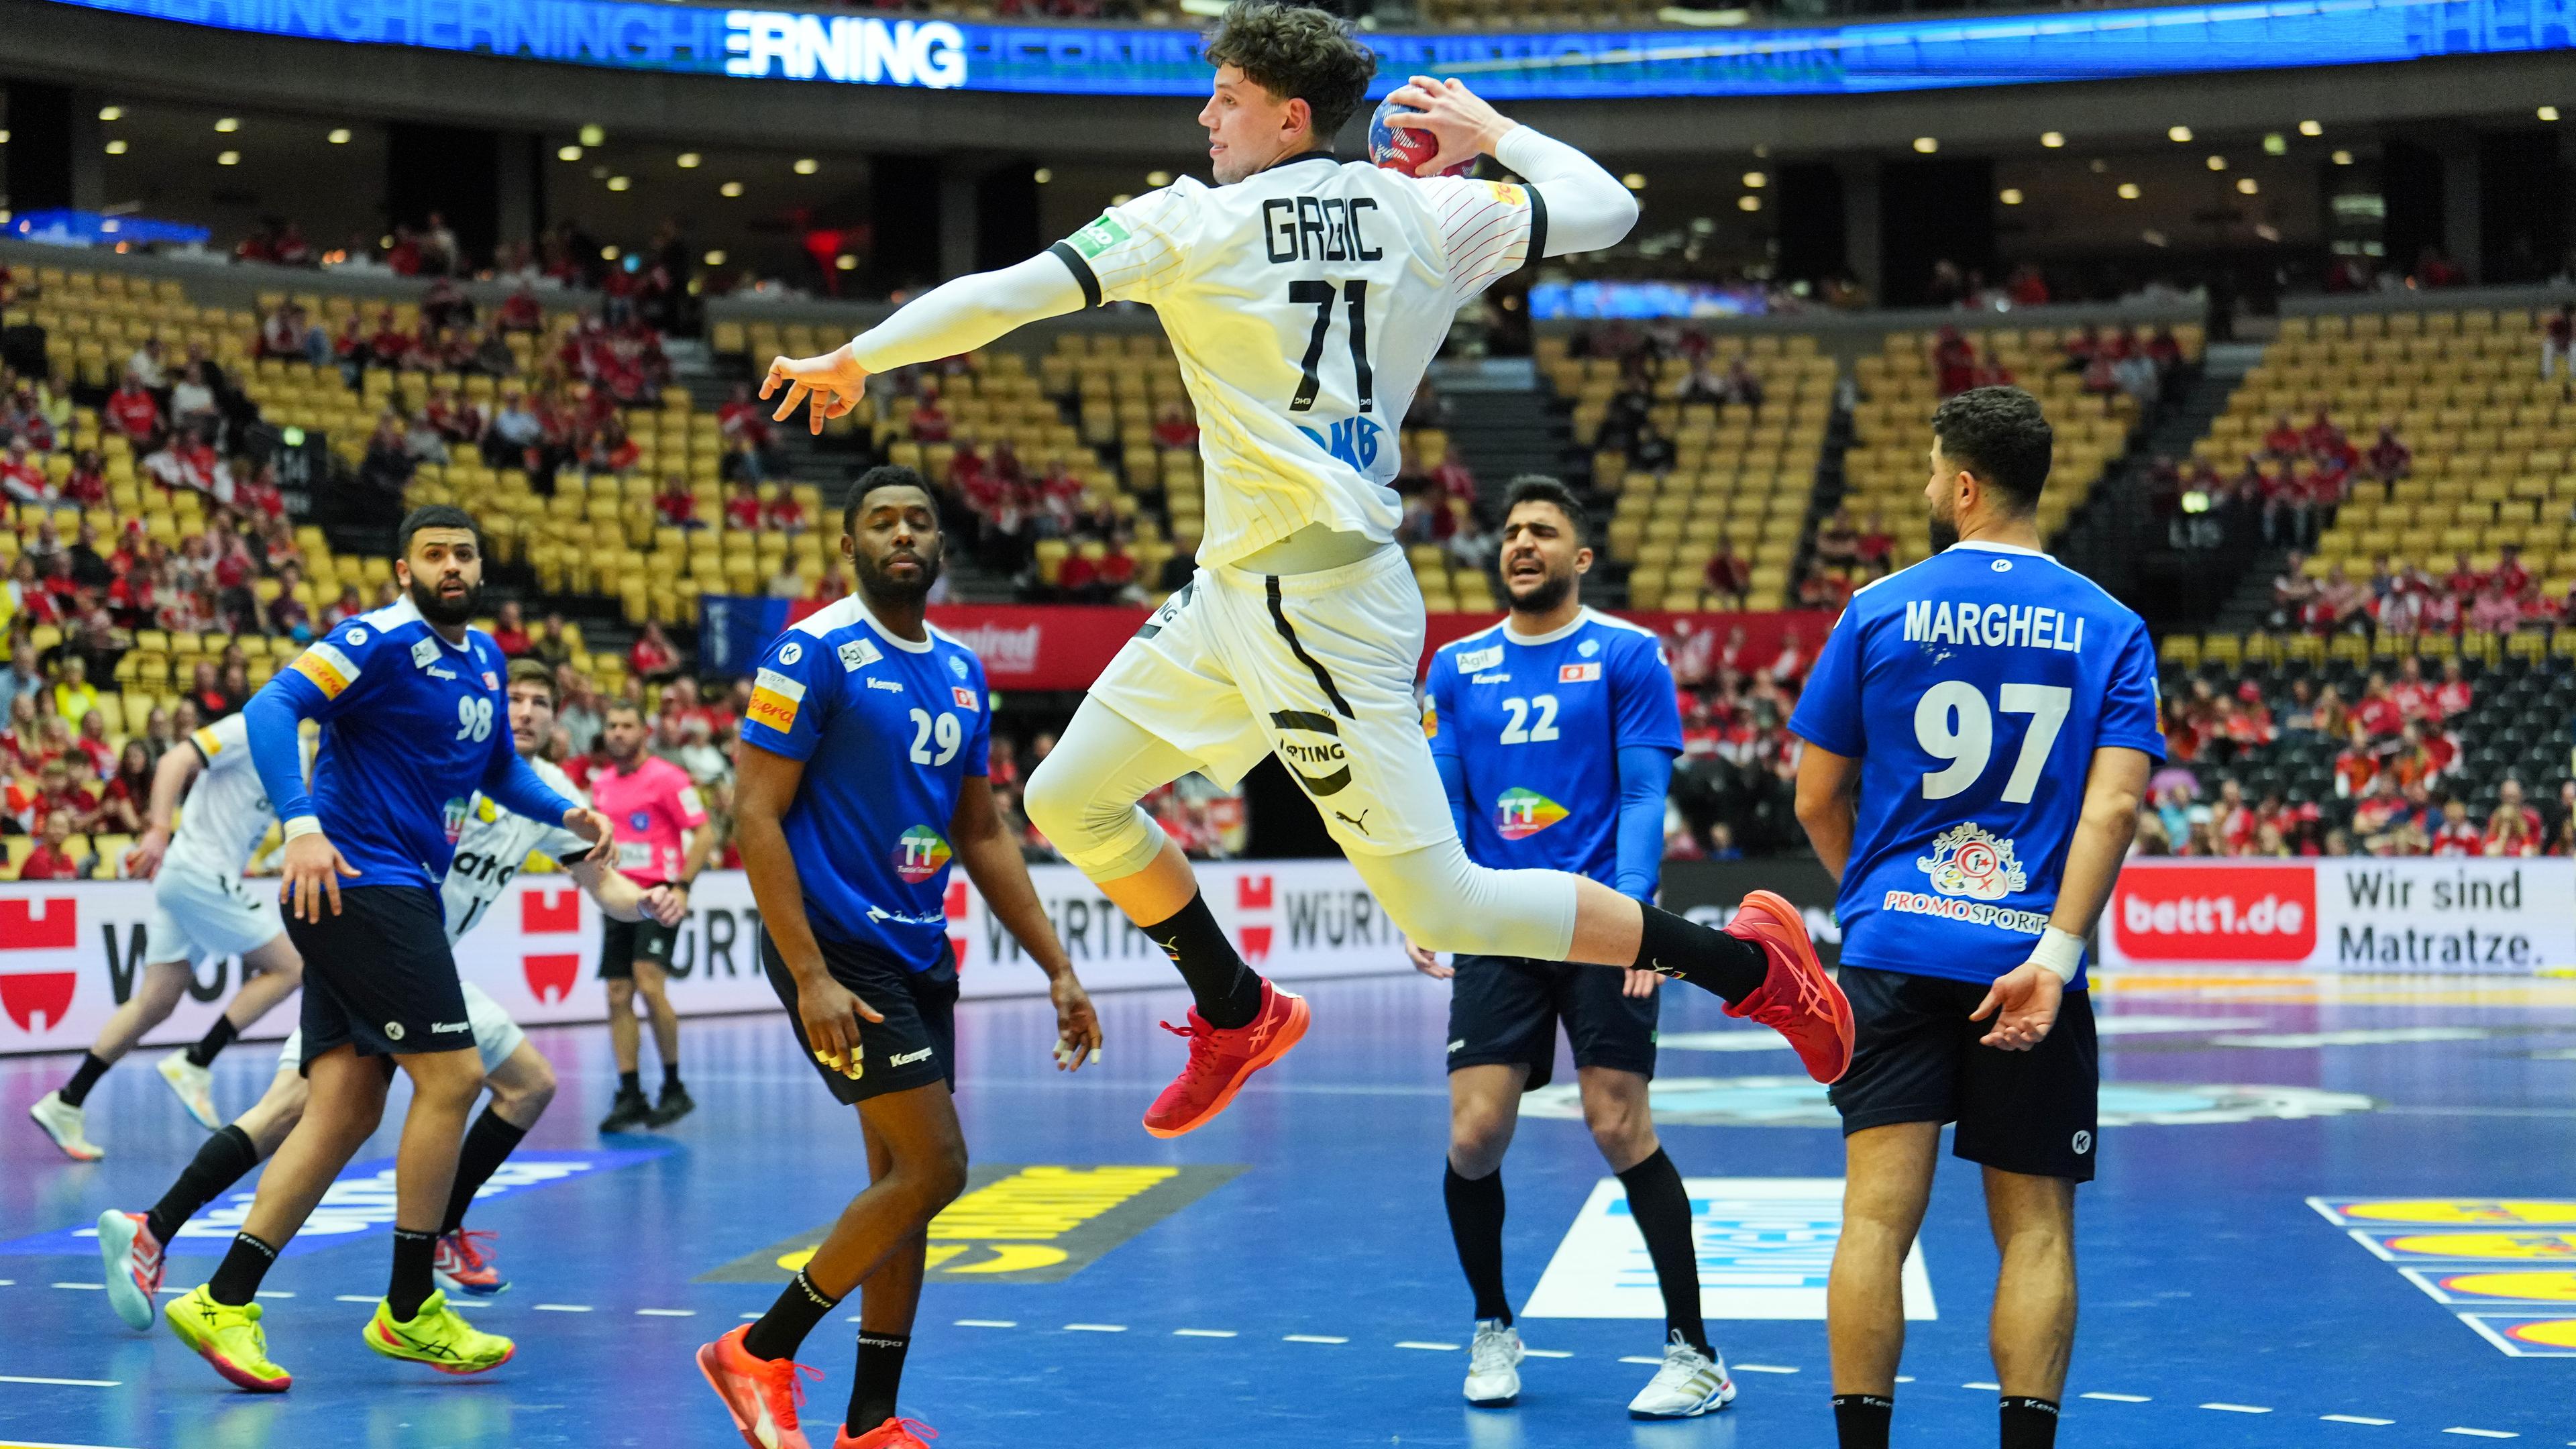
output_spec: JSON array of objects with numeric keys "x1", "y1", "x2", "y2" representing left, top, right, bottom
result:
[
  {"x1": 2365, "y1": 423, "x2": 2412, "y2": 482},
  {"x1": 724, "y1": 480, "x2": 764, "y2": 531},
  {"x1": 2261, "y1": 412, "x2": 2302, "y2": 458},
  {"x1": 2300, "y1": 408, "x2": 2346, "y2": 459},
  {"x1": 655, "y1": 474, "x2": 698, "y2": 528},
  {"x1": 2430, "y1": 797, "x2": 2484, "y2": 855},
  {"x1": 764, "y1": 489, "x2": 808, "y2": 535},
  {"x1": 2353, "y1": 674, "x2": 2405, "y2": 737},
  {"x1": 2492, "y1": 544, "x2": 2532, "y2": 600},
  {"x1": 2387, "y1": 658, "x2": 2434, "y2": 720},
  {"x1": 2444, "y1": 551, "x2": 2486, "y2": 600},
  {"x1": 104, "y1": 375, "x2": 162, "y2": 442},
  {"x1": 367, "y1": 309, "x2": 414, "y2": 368}
]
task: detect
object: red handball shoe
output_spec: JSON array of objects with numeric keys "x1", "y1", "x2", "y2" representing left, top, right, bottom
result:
[
  {"x1": 837, "y1": 1417, "x2": 938, "y2": 1449},
  {"x1": 697, "y1": 1324, "x2": 822, "y2": 1449},
  {"x1": 1721, "y1": 890, "x2": 1854, "y2": 1085},
  {"x1": 433, "y1": 1229, "x2": 508, "y2": 1297},
  {"x1": 1142, "y1": 979, "x2": 1309, "y2": 1138}
]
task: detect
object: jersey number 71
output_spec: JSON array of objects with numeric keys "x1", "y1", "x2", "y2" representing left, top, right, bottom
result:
[
  {"x1": 1914, "y1": 682, "x2": 2070, "y2": 804},
  {"x1": 1288, "y1": 280, "x2": 1373, "y2": 414}
]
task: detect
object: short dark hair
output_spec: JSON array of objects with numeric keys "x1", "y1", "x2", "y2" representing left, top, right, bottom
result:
[
  {"x1": 1930, "y1": 386, "x2": 2052, "y2": 515},
  {"x1": 604, "y1": 700, "x2": 643, "y2": 722},
  {"x1": 1502, "y1": 474, "x2": 1590, "y2": 545},
  {"x1": 1204, "y1": 2, "x2": 1378, "y2": 145},
  {"x1": 396, "y1": 504, "x2": 482, "y2": 557},
  {"x1": 843, "y1": 465, "x2": 938, "y2": 537},
  {"x1": 505, "y1": 657, "x2": 557, "y2": 705}
]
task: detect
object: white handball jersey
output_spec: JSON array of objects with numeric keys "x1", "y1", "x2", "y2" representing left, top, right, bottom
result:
[
  {"x1": 441, "y1": 756, "x2": 595, "y2": 943},
  {"x1": 162, "y1": 714, "x2": 280, "y2": 881},
  {"x1": 1049, "y1": 155, "x2": 1542, "y2": 569}
]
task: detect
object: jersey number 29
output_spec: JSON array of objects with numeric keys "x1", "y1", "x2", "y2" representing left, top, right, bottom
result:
[
  {"x1": 908, "y1": 708, "x2": 962, "y2": 767},
  {"x1": 1914, "y1": 682, "x2": 2070, "y2": 803}
]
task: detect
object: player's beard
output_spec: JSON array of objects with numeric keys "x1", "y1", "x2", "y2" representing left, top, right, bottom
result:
[
  {"x1": 1927, "y1": 496, "x2": 1961, "y2": 553},
  {"x1": 410, "y1": 572, "x2": 482, "y2": 626},
  {"x1": 856, "y1": 540, "x2": 944, "y2": 604},
  {"x1": 1508, "y1": 566, "x2": 1574, "y2": 618}
]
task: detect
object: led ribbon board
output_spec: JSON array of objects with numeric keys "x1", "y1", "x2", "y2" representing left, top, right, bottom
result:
[{"x1": 34, "y1": 0, "x2": 2575, "y2": 97}]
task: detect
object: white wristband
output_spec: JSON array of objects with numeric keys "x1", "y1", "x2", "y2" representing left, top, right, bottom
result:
[
  {"x1": 281, "y1": 816, "x2": 323, "y2": 841},
  {"x1": 2029, "y1": 927, "x2": 2084, "y2": 983}
]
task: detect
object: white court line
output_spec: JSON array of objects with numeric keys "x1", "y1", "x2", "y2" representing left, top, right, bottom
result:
[
  {"x1": 0, "y1": 1278, "x2": 14, "y2": 1285},
  {"x1": 1394, "y1": 1341, "x2": 1457, "y2": 1351},
  {"x1": 1285, "y1": 1334, "x2": 1349, "y2": 1344},
  {"x1": 954, "y1": 1319, "x2": 1016, "y2": 1328},
  {"x1": 254, "y1": 1291, "x2": 294, "y2": 1299},
  {"x1": 1524, "y1": 1349, "x2": 1574, "y2": 1358},
  {"x1": 741, "y1": 1312, "x2": 762, "y2": 1320},
  {"x1": 1619, "y1": 1355, "x2": 1662, "y2": 1365},
  {"x1": 2322, "y1": 1414, "x2": 2395, "y2": 1426},
  {"x1": 1173, "y1": 1329, "x2": 1236, "y2": 1338},
  {"x1": 636, "y1": 1308, "x2": 694, "y2": 1317},
  {"x1": 1965, "y1": 1381, "x2": 2000, "y2": 1390},
  {"x1": 1735, "y1": 1364, "x2": 1801, "y2": 1375},
  {"x1": 335, "y1": 1295, "x2": 376, "y2": 1303},
  {"x1": 1063, "y1": 1324, "x2": 1126, "y2": 1332},
  {"x1": 533, "y1": 1303, "x2": 594, "y2": 1313},
  {"x1": 2083, "y1": 1392, "x2": 2151, "y2": 1403},
  {"x1": 2443, "y1": 1431, "x2": 2518, "y2": 1440},
  {"x1": 50, "y1": 1283, "x2": 102, "y2": 1291},
  {"x1": 2203, "y1": 1403, "x2": 2273, "y2": 1413},
  {"x1": 1894, "y1": 1375, "x2": 1915, "y2": 1383},
  {"x1": 0, "y1": 1374, "x2": 123, "y2": 1387}
]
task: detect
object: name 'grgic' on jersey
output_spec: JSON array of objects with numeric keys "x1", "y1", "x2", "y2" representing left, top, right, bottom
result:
[
  {"x1": 1787, "y1": 542, "x2": 2166, "y2": 988},
  {"x1": 737, "y1": 594, "x2": 991, "y2": 968},
  {"x1": 1425, "y1": 608, "x2": 1682, "y2": 884}
]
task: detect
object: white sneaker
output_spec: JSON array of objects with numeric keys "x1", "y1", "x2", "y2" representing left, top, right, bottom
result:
[
  {"x1": 1627, "y1": 1331, "x2": 1737, "y2": 1419},
  {"x1": 1463, "y1": 1319, "x2": 1523, "y2": 1407},
  {"x1": 29, "y1": 1091, "x2": 105, "y2": 1161},
  {"x1": 158, "y1": 1051, "x2": 221, "y2": 1130}
]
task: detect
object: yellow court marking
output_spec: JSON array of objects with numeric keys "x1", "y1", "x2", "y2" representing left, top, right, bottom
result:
[
  {"x1": 2504, "y1": 1318, "x2": 2576, "y2": 1348},
  {"x1": 2344, "y1": 1200, "x2": 2576, "y2": 1226},
  {"x1": 2389, "y1": 1233, "x2": 2576, "y2": 1260},
  {"x1": 772, "y1": 1167, "x2": 1183, "y2": 1277},
  {"x1": 2442, "y1": 1272, "x2": 2576, "y2": 1302}
]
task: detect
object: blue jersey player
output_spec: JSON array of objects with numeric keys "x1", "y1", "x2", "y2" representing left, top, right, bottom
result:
[
  {"x1": 1789, "y1": 389, "x2": 2161, "y2": 1449},
  {"x1": 1415, "y1": 478, "x2": 1735, "y2": 1421},
  {"x1": 699, "y1": 468, "x2": 1104, "y2": 1449},
  {"x1": 162, "y1": 506, "x2": 611, "y2": 1395}
]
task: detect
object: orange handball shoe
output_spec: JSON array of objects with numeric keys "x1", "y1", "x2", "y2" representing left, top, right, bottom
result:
[
  {"x1": 697, "y1": 1324, "x2": 822, "y2": 1449},
  {"x1": 836, "y1": 1417, "x2": 938, "y2": 1449},
  {"x1": 1721, "y1": 890, "x2": 1854, "y2": 1085},
  {"x1": 1142, "y1": 979, "x2": 1309, "y2": 1138}
]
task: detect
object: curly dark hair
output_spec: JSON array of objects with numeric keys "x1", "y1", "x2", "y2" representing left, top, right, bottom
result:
[
  {"x1": 1504, "y1": 474, "x2": 1591, "y2": 545},
  {"x1": 1203, "y1": 1, "x2": 1379, "y2": 146},
  {"x1": 1930, "y1": 386, "x2": 2053, "y2": 515}
]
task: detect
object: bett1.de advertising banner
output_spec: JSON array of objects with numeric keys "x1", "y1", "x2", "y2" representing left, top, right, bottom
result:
[
  {"x1": 0, "y1": 861, "x2": 1410, "y2": 1057},
  {"x1": 2102, "y1": 857, "x2": 2576, "y2": 973}
]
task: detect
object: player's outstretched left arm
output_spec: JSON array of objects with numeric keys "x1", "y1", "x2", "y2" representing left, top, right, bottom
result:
[
  {"x1": 765, "y1": 252, "x2": 1088, "y2": 435},
  {"x1": 949, "y1": 775, "x2": 1102, "y2": 1071},
  {"x1": 126, "y1": 735, "x2": 209, "y2": 879},
  {"x1": 1972, "y1": 746, "x2": 2153, "y2": 1051},
  {"x1": 566, "y1": 850, "x2": 686, "y2": 926},
  {"x1": 1383, "y1": 76, "x2": 1639, "y2": 255}
]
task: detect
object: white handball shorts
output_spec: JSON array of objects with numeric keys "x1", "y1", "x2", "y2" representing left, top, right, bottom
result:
[
  {"x1": 1087, "y1": 543, "x2": 1456, "y2": 858},
  {"x1": 145, "y1": 866, "x2": 287, "y2": 967},
  {"x1": 277, "y1": 980, "x2": 523, "y2": 1074}
]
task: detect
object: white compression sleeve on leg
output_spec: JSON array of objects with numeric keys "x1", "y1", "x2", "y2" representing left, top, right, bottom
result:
[
  {"x1": 1493, "y1": 126, "x2": 1639, "y2": 257},
  {"x1": 1020, "y1": 700, "x2": 1202, "y2": 883},
  {"x1": 1352, "y1": 839, "x2": 1580, "y2": 961},
  {"x1": 845, "y1": 252, "x2": 1089, "y2": 374}
]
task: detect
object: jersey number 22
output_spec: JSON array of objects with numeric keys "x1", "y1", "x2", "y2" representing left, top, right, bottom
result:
[{"x1": 1914, "y1": 682, "x2": 2070, "y2": 803}]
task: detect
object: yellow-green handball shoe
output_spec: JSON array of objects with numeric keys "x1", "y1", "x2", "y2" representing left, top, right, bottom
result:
[
  {"x1": 364, "y1": 1291, "x2": 516, "y2": 1375},
  {"x1": 165, "y1": 1285, "x2": 292, "y2": 1393}
]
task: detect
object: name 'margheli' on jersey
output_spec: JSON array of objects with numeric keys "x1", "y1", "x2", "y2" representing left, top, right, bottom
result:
[
  {"x1": 159, "y1": 713, "x2": 278, "y2": 882},
  {"x1": 1787, "y1": 542, "x2": 2167, "y2": 988},
  {"x1": 1049, "y1": 156, "x2": 1542, "y2": 571},
  {"x1": 737, "y1": 595, "x2": 991, "y2": 968},
  {"x1": 1424, "y1": 608, "x2": 1682, "y2": 884},
  {"x1": 442, "y1": 756, "x2": 596, "y2": 943}
]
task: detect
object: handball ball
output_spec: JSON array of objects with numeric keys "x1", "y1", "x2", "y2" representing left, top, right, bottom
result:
[{"x1": 1367, "y1": 96, "x2": 1473, "y2": 178}]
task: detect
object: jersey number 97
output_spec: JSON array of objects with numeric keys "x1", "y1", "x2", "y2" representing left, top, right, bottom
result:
[{"x1": 1913, "y1": 681, "x2": 2070, "y2": 804}]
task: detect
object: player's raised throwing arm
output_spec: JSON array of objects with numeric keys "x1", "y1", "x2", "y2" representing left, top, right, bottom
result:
[
  {"x1": 763, "y1": 254, "x2": 1088, "y2": 435},
  {"x1": 1383, "y1": 76, "x2": 1639, "y2": 254}
]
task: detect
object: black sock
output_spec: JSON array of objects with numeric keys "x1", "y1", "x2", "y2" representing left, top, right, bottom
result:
[
  {"x1": 1635, "y1": 906, "x2": 1767, "y2": 1005},
  {"x1": 59, "y1": 1051, "x2": 111, "y2": 1108},
  {"x1": 2000, "y1": 1395, "x2": 2060, "y2": 1449},
  {"x1": 743, "y1": 1269, "x2": 841, "y2": 1362},
  {"x1": 661, "y1": 1063, "x2": 684, "y2": 1093},
  {"x1": 848, "y1": 1329, "x2": 910, "y2": 1432},
  {"x1": 1832, "y1": 1393, "x2": 1894, "y2": 1449},
  {"x1": 388, "y1": 1228, "x2": 437, "y2": 1320},
  {"x1": 618, "y1": 1071, "x2": 641, "y2": 1097},
  {"x1": 207, "y1": 1232, "x2": 277, "y2": 1307},
  {"x1": 186, "y1": 1015, "x2": 239, "y2": 1069},
  {"x1": 1443, "y1": 1163, "x2": 1511, "y2": 1324},
  {"x1": 1142, "y1": 891, "x2": 1264, "y2": 1030},
  {"x1": 439, "y1": 1106, "x2": 529, "y2": 1235},
  {"x1": 147, "y1": 1124, "x2": 261, "y2": 1246},
  {"x1": 1615, "y1": 1148, "x2": 1707, "y2": 1354}
]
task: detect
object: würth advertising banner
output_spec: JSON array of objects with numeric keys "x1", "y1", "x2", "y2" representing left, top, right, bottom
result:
[
  {"x1": 2101, "y1": 858, "x2": 2576, "y2": 973},
  {"x1": 0, "y1": 863, "x2": 1415, "y2": 1057}
]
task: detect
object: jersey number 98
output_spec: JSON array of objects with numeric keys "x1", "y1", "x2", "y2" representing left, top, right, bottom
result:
[
  {"x1": 908, "y1": 708, "x2": 962, "y2": 767},
  {"x1": 1913, "y1": 681, "x2": 2070, "y2": 804},
  {"x1": 455, "y1": 695, "x2": 494, "y2": 743}
]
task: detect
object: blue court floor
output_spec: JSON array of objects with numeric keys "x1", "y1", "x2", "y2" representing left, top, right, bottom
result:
[{"x1": 5, "y1": 968, "x2": 2575, "y2": 1448}]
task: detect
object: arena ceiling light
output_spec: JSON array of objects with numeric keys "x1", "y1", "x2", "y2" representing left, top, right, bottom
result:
[
  {"x1": 98, "y1": 105, "x2": 123, "y2": 121},
  {"x1": 1112, "y1": 192, "x2": 1132, "y2": 205},
  {"x1": 1999, "y1": 188, "x2": 2024, "y2": 205},
  {"x1": 2039, "y1": 131, "x2": 2065, "y2": 148},
  {"x1": 2237, "y1": 177, "x2": 2259, "y2": 194},
  {"x1": 1622, "y1": 172, "x2": 1648, "y2": 190},
  {"x1": 1741, "y1": 170, "x2": 1766, "y2": 188},
  {"x1": 2117, "y1": 182, "x2": 2141, "y2": 199},
  {"x1": 579, "y1": 124, "x2": 606, "y2": 146},
  {"x1": 678, "y1": 152, "x2": 702, "y2": 168},
  {"x1": 1033, "y1": 167, "x2": 1053, "y2": 183},
  {"x1": 1911, "y1": 136, "x2": 1937, "y2": 153},
  {"x1": 217, "y1": 150, "x2": 239, "y2": 166},
  {"x1": 2263, "y1": 133, "x2": 2288, "y2": 154},
  {"x1": 835, "y1": 254, "x2": 857, "y2": 270},
  {"x1": 327, "y1": 128, "x2": 351, "y2": 144},
  {"x1": 1736, "y1": 195, "x2": 1760, "y2": 211},
  {"x1": 1146, "y1": 170, "x2": 1171, "y2": 186},
  {"x1": 103, "y1": 139, "x2": 128, "y2": 155},
  {"x1": 2206, "y1": 154, "x2": 2227, "y2": 170},
  {"x1": 558, "y1": 144, "x2": 582, "y2": 161},
  {"x1": 2331, "y1": 149, "x2": 2354, "y2": 165},
  {"x1": 608, "y1": 176, "x2": 632, "y2": 191},
  {"x1": 2544, "y1": 105, "x2": 2563, "y2": 121},
  {"x1": 720, "y1": 180, "x2": 745, "y2": 197},
  {"x1": 600, "y1": 245, "x2": 620, "y2": 260},
  {"x1": 214, "y1": 117, "x2": 239, "y2": 133},
  {"x1": 2167, "y1": 125, "x2": 2192, "y2": 142},
  {"x1": 0, "y1": 130, "x2": 11, "y2": 145},
  {"x1": 704, "y1": 250, "x2": 727, "y2": 267},
  {"x1": 793, "y1": 158, "x2": 818, "y2": 174},
  {"x1": 2299, "y1": 119, "x2": 2324, "y2": 136}
]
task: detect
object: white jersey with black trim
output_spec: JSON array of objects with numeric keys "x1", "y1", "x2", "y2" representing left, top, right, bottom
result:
[
  {"x1": 1049, "y1": 154, "x2": 1542, "y2": 570},
  {"x1": 440, "y1": 756, "x2": 594, "y2": 943},
  {"x1": 161, "y1": 714, "x2": 280, "y2": 881}
]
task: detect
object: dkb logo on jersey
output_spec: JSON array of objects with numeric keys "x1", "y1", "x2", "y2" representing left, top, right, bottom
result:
[
  {"x1": 1495, "y1": 788, "x2": 1570, "y2": 841},
  {"x1": 1915, "y1": 823, "x2": 2028, "y2": 902},
  {"x1": 895, "y1": 826, "x2": 953, "y2": 883}
]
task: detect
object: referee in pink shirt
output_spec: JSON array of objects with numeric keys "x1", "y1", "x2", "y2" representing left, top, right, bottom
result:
[{"x1": 590, "y1": 700, "x2": 716, "y2": 1131}]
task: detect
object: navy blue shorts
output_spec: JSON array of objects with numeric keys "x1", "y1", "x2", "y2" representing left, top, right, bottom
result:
[
  {"x1": 761, "y1": 930, "x2": 957, "y2": 1106},
  {"x1": 286, "y1": 883, "x2": 472, "y2": 1068},
  {"x1": 1445, "y1": 954, "x2": 1658, "y2": 1091},
  {"x1": 1828, "y1": 965, "x2": 2099, "y2": 1182}
]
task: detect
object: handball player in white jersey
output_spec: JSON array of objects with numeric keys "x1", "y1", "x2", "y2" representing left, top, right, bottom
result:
[
  {"x1": 28, "y1": 714, "x2": 304, "y2": 1160},
  {"x1": 762, "y1": 0, "x2": 1851, "y2": 1138}
]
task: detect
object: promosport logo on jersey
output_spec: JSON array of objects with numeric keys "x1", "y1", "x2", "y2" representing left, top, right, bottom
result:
[
  {"x1": 894, "y1": 826, "x2": 953, "y2": 883},
  {"x1": 2110, "y1": 863, "x2": 2316, "y2": 962},
  {"x1": 1915, "y1": 822, "x2": 2029, "y2": 902},
  {"x1": 1494, "y1": 788, "x2": 1570, "y2": 841}
]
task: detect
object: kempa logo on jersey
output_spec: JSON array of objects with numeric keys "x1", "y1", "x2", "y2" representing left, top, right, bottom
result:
[
  {"x1": 1495, "y1": 787, "x2": 1570, "y2": 841},
  {"x1": 722, "y1": 12, "x2": 967, "y2": 88},
  {"x1": 894, "y1": 826, "x2": 953, "y2": 883},
  {"x1": 1916, "y1": 823, "x2": 2028, "y2": 902}
]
